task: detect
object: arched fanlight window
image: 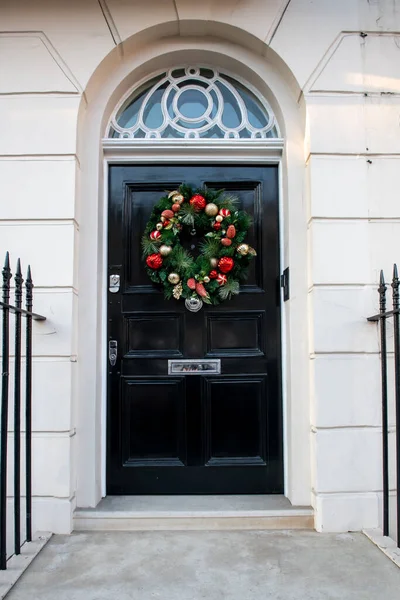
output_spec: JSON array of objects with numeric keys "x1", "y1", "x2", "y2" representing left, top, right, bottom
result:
[{"x1": 107, "y1": 67, "x2": 280, "y2": 140}]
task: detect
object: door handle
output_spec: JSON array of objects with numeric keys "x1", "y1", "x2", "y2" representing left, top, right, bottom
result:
[{"x1": 109, "y1": 340, "x2": 118, "y2": 366}]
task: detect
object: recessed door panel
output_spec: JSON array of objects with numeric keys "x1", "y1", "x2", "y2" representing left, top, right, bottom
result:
[
  {"x1": 121, "y1": 378, "x2": 187, "y2": 467},
  {"x1": 125, "y1": 313, "x2": 184, "y2": 357},
  {"x1": 206, "y1": 312, "x2": 264, "y2": 356},
  {"x1": 204, "y1": 377, "x2": 267, "y2": 466}
]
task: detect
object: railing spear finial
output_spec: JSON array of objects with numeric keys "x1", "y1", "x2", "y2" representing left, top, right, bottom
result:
[{"x1": 379, "y1": 270, "x2": 387, "y2": 313}]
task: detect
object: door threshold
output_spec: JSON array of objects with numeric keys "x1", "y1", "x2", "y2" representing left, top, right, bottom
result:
[{"x1": 73, "y1": 495, "x2": 314, "y2": 531}]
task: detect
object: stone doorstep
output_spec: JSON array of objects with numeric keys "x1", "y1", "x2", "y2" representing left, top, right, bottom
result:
[
  {"x1": 0, "y1": 533, "x2": 52, "y2": 600},
  {"x1": 363, "y1": 529, "x2": 400, "y2": 569},
  {"x1": 73, "y1": 495, "x2": 314, "y2": 532}
]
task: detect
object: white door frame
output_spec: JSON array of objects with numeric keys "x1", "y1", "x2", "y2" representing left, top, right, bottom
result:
[{"x1": 101, "y1": 138, "x2": 287, "y2": 497}]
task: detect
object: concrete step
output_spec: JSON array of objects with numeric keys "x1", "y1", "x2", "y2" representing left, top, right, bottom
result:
[{"x1": 74, "y1": 495, "x2": 314, "y2": 531}]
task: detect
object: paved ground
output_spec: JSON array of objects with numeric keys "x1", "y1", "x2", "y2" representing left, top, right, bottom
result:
[{"x1": 5, "y1": 530, "x2": 400, "y2": 600}]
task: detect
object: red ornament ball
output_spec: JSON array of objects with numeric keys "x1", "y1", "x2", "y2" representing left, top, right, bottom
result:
[
  {"x1": 217, "y1": 273, "x2": 227, "y2": 286},
  {"x1": 219, "y1": 208, "x2": 231, "y2": 217},
  {"x1": 150, "y1": 230, "x2": 161, "y2": 240},
  {"x1": 218, "y1": 257, "x2": 234, "y2": 273},
  {"x1": 209, "y1": 270, "x2": 218, "y2": 279},
  {"x1": 213, "y1": 222, "x2": 221, "y2": 231},
  {"x1": 189, "y1": 194, "x2": 207, "y2": 211},
  {"x1": 146, "y1": 253, "x2": 163, "y2": 269}
]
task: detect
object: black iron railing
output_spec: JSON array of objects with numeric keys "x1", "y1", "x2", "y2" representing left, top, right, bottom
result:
[
  {"x1": 0, "y1": 252, "x2": 46, "y2": 570},
  {"x1": 368, "y1": 265, "x2": 400, "y2": 547}
]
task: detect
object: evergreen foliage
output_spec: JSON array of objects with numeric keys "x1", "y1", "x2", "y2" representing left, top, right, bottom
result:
[{"x1": 142, "y1": 184, "x2": 256, "y2": 306}]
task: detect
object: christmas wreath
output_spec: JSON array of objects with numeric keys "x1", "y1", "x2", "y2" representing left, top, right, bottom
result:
[{"x1": 141, "y1": 184, "x2": 256, "y2": 311}]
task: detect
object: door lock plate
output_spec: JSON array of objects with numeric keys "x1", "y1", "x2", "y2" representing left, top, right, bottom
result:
[
  {"x1": 109, "y1": 274, "x2": 120, "y2": 293},
  {"x1": 109, "y1": 340, "x2": 118, "y2": 366}
]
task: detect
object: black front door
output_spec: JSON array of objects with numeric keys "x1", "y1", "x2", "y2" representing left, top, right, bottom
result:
[{"x1": 107, "y1": 164, "x2": 282, "y2": 494}]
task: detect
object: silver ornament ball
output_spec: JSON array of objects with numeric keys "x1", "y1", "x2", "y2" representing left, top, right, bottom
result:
[
  {"x1": 205, "y1": 203, "x2": 219, "y2": 217},
  {"x1": 168, "y1": 272, "x2": 180, "y2": 284},
  {"x1": 237, "y1": 243, "x2": 249, "y2": 256},
  {"x1": 159, "y1": 244, "x2": 172, "y2": 257}
]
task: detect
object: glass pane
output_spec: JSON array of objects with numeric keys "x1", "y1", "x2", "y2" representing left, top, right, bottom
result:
[
  {"x1": 237, "y1": 88, "x2": 268, "y2": 129},
  {"x1": 177, "y1": 89, "x2": 209, "y2": 120},
  {"x1": 143, "y1": 97, "x2": 163, "y2": 129},
  {"x1": 222, "y1": 75, "x2": 269, "y2": 129},
  {"x1": 200, "y1": 124, "x2": 222, "y2": 139},
  {"x1": 116, "y1": 75, "x2": 164, "y2": 129},
  {"x1": 266, "y1": 126, "x2": 279, "y2": 138},
  {"x1": 177, "y1": 79, "x2": 209, "y2": 89},
  {"x1": 216, "y1": 82, "x2": 242, "y2": 129},
  {"x1": 163, "y1": 125, "x2": 185, "y2": 138},
  {"x1": 171, "y1": 68, "x2": 186, "y2": 78},
  {"x1": 167, "y1": 90, "x2": 175, "y2": 118},
  {"x1": 117, "y1": 93, "x2": 142, "y2": 129},
  {"x1": 200, "y1": 68, "x2": 215, "y2": 79},
  {"x1": 209, "y1": 89, "x2": 219, "y2": 119},
  {"x1": 177, "y1": 119, "x2": 208, "y2": 130}
]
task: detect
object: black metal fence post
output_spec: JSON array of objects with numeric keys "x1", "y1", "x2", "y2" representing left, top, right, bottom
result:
[
  {"x1": 378, "y1": 271, "x2": 389, "y2": 537},
  {"x1": 0, "y1": 254, "x2": 45, "y2": 569},
  {"x1": 368, "y1": 265, "x2": 400, "y2": 547},
  {"x1": 13, "y1": 260, "x2": 23, "y2": 555},
  {"x1": 392, "y1": 264, "x2": 400, "y2": 547},
  {"x1": 0, "y1": 253, "x2": 12, "y2": 570},
  {"x1": 25, "y1": 266, "x2": 33, "y2": 543}
]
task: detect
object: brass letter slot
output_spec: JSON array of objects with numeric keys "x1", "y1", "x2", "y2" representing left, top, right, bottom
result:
[{"x1": 168, "y1": 359, "x2": 221, "y2": 375}]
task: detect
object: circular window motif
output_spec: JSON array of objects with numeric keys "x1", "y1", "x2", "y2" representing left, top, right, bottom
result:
[
  {"x1": 175, "y1": 88, "x2": 211, "y2": 122},
  {"x1": 110, "y1": 67, "x2": 280, "y2": 139}
]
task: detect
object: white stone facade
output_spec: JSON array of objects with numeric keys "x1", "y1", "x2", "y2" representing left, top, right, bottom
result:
[{"x1": 1, "y1": 0, "x2": 399, "y2": 535}]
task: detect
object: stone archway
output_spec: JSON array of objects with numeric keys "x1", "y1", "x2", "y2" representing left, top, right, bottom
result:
[{"x1": 74, "y1": 25, "x2": 309, "y2": 511}]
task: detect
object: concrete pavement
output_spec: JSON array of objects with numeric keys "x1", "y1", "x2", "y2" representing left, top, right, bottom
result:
[{"x1": 5, "y1": 530, "x2": 400, "y2": 599}]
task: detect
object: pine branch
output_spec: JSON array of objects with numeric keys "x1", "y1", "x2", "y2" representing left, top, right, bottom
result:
[
  {"x1": 218, "y1": 279, "x2": 240, "y2": 301},
  {"x1": 141, "y1": 235, "x2": 160, "y2": 257},
  {"x1": 179, "y1": 183, "x2": 194, "y2": 199},
  {"x1": 218, "y1": 193, "x2": 240, "y2": 210},
  {"x1": 169, "y1": 245, "x2": 195, "y2": 272},
  {"x1": 198, "y1": 238, "x2": 220, "y2": 259},
  {"x1": 180, "y1": 203, "x2": 196, "y2": 226}
]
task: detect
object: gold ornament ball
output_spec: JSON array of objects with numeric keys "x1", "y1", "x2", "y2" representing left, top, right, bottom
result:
[
  {"x1": 203, "y1": 276, "x2": 210, "y2": 283},
  {"x1": 210, "y1": 258, "x2": 218, "y2": 268},
  {"x1": 215, "y1": 215, "x2": 223, "y2": 223},
  {"x1": 168, "y1": 272, "x2": 180, "y2": 284},
  {"x1": 237, "y1": 243, "x2": 249, "y2": 256},
  {"x1": 205, "y1": 203, "x2": 219, "y2": 217},
  {"x1": 156, "y1": 222, "x2": 163, "y2": 231},
  {"x1": 159, "y1": 244, "x2": 172, "y2": 257},
  {"x1": 172, "y1": 193, "x2": 184, "y2": 205}
]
